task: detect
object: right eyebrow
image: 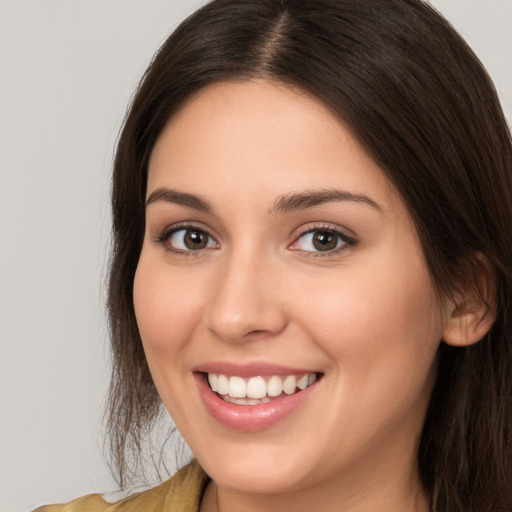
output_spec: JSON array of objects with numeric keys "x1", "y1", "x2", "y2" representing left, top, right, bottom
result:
[
  {"x1": 271, "y1": 188, "x2": 383, "y2": 215},
  {"x1": 145, "y1": 187, "x2": 214, "y2": 213}
]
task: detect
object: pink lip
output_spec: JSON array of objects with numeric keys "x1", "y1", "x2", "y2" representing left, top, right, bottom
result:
[{"x1": 194, "y1": 368, "x2": 320, "y2": 432}]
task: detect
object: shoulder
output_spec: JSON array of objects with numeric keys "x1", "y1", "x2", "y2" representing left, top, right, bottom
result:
[{"x1": 33, "y1": 460, "x2": 209, "y2": 512}]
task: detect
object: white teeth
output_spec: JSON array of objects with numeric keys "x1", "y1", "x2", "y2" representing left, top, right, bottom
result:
[
  {"x1": 228, "y1": 376, "x2": 246, "y2": 398},
  {"x1": 297, "y1": 374, "x2": 308, "y2": 390},
  {"x1": 267, "y1": 375, "x2": 283, "y2": 397},
  {"x1": 222, "y1": 395, "x2": 272, "y2": 405},
  {"x1": 283, "y1": 375, "x2": 297, "y2": 394},
  {"x1": 246, "y1": 376, "x2": 267, "y2": 399},
  {"x1": 206, "y1": 372, "x2": 318, "y2": 401},
  {"x1": 217, "y1": 374, "x2": 229, "y2": 395},
  {"x1": 208, "y1": 373, "x2": 218, "y2": 392}
]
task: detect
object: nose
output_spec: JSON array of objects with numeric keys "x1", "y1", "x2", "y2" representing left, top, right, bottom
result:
[{"x1": 206, "y1": 250, "x2": 287, "y2": 343}]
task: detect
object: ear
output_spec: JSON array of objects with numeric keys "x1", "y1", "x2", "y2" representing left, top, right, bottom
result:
[{"x1": 442, "y1": 253, "x2": 497, "y2": 347}]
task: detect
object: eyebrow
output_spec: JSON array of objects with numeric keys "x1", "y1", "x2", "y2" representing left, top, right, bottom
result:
[
  {"x1": 145, "y1": 187, "x2": 382, "y2": 215},
  {"x1": 146, "y1": 188, "x2": 214, "y2": 213},
  {"x1": 271, "y1": 189, "x2": 383, "y2": 214}
]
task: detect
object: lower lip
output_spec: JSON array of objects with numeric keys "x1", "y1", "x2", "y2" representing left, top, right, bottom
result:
[{"x1": 195, "y1": 373, "x2": 319, "y2": 431}]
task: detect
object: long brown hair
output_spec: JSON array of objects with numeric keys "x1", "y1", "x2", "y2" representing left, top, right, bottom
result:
[{"x1": 106, "y1": 0, "x2": 512, "y2": 509}]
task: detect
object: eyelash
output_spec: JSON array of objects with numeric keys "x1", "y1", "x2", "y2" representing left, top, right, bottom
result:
[
  {"x1": 290, "y1": 224, "x2": 357, "y2": 257},
  {"x1": 154, "y1": 223, "x2": 216, "y2": 257},
  {"x1": 154, "y1": 223, "x2": 357, "y2": 257}
]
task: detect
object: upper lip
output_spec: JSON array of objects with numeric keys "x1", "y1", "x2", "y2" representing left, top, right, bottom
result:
[{"x1": 194, "y1": 361, "x2": 320, "y2": 377}]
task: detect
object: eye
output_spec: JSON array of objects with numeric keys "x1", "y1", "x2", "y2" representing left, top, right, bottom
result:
[
  {"x1": 166, "y1": 228, "x2": 217, "y2": 252},
  {"x1": 290, "y1": 228, "x2": 355, "y2": 253}
]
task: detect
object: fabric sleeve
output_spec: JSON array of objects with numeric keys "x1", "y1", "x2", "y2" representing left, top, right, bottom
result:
[
  {"x1": 31, "y1": 460, "x2": 208, "y2": 512},
  {"x1": 33, "y1": 493, "x2": 110, "y2": 512}
]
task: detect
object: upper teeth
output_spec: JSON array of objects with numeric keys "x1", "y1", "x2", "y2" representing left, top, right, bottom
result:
[{"x1": 208, "y1": 373, "x2": 317, "y2": 399}]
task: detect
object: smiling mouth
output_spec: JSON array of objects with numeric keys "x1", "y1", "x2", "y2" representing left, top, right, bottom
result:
[{"x1": 205, "y1": 372, "x2": 319, "y2": 405}]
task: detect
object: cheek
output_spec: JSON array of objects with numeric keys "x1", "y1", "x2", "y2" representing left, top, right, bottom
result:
[
  {"x1": 291, "y1": 255, "x2": 442, "y2": 393},
  {"x1": 132, "y1": 255, "x2": 214, "y2": 425},
  {"x1": 290, "y1": 262, "x2": 442, "y2": 454},
  {"x1": 133, "y1": 256, "x2": 207, "y2": 361}
]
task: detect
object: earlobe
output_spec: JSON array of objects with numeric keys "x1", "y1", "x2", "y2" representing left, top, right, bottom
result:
[{"x1": 442, "y1": 253, "x2": 497, "y2": 347}]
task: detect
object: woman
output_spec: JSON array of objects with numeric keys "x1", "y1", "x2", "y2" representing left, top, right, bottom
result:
[{"x1": 37, "y1": 0, "x2": 512, "y2": 510}]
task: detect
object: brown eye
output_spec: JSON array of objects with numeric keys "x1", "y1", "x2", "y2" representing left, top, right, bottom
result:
[
  {"x1": 168, "y1": 228, "x2": 217, "y2": 251},
  {"x1": 184, "y1": 230, "x2": 208, "y2": 249},
  {"x1": 312, "y1": 231, "x2": 338, "y2": 251},
  {"x1": 294, "y1": 229, "x2": 351, "y2": 253}
]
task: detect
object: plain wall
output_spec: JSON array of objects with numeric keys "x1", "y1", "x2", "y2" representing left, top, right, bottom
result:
[{"x1": 0, "y1": 1, "x2": 510, "y2": 511}]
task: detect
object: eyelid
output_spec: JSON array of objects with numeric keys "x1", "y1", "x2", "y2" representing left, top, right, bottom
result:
[
  {"x1": 153, "y1": 222, "x2": 219, "y2": 255},
  {"x1": 288, "y1": 223, "x2": 357, "y2": 255},
  {"x1": 152, "y1": 221, "x2": 356, "y2": 256}
]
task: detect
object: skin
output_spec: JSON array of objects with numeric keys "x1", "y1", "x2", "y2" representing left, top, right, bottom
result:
[{"x1": 133, "y1": 79, "x2": 453, "y2": 511}]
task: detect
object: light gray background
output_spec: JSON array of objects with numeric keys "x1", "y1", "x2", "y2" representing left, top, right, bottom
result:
[{"x1": 0, "y1": 1, "x2": 510, "y2": 511}]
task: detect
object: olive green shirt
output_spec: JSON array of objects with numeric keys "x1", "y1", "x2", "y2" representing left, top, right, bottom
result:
[{"x1": 34, "y1": 460, "x2": 209, "y2": 512}]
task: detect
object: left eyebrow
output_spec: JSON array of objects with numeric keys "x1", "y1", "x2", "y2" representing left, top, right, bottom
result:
[
  {"x1": 271, "y1": 189, "x2": 383, "y2": 215},
  {"x1": 145, "y1": 187, "x2": 214, "y2": 213}
]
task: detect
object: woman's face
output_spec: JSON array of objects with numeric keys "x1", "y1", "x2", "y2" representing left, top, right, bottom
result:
[{"x1": 134, "y1": 80, "x2": 445, "y2": 497}]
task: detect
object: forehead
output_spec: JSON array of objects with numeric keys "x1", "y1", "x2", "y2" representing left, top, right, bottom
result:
[{"x1": 147, "y1": 79, "x2": 397, "y2": 212}]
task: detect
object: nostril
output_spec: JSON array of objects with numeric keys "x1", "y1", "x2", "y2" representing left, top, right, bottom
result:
[{"x1": 244, "y1": 329, "x2": 271, "y2": 339}]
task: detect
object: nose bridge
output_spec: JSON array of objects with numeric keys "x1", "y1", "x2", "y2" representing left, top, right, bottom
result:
[{"x1": 207, "y1": 243, "x2": 285, "y2": 342}]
